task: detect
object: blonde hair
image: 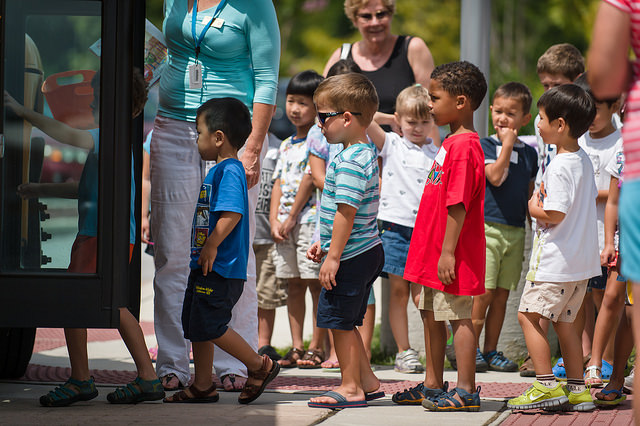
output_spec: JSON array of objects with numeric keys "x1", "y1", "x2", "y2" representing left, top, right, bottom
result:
[
  {"x1": 314, "y1": 73, "x2": 379, "y2": 126},
  {"x1": 395, "y1": 84, "x2": 431, "y2": 119},
  {"x1": 536, "y1": 43, "x2": 584, "y2": 81},
  {"x1": 344, "y1": 0, "x2": 395, "y2": 23}
]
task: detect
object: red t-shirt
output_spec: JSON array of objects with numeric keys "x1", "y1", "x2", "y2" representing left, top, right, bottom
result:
[{"x1": 404, "y1": 131, "x2": 486, "y2": 296}]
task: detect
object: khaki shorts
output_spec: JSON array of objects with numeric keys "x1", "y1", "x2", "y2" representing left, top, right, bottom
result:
[
  {"x1": 255, "y1": 243, "x2": 288, "y2": 309},
  {"x1": 485, "y1": 222, "x2": 525, "y2": 291},
  {"x1": 418, "y1": 286, "x2": 473, "y2": 321},
  {"x1": 518, "y1": 280, "x2": 588, "y2": 323},
  {"x1": 273, "y1": 222, "x2": 320, "y2": 279}
]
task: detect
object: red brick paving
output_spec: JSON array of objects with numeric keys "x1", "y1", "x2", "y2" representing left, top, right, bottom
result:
[{"x1": 33, "y1": 324, "x2": 155, "y2": 353}]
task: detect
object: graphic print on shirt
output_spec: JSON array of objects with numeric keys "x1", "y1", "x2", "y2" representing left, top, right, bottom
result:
[{"x1": 192, "y1": 183, "x2": 212, "y2": 256}]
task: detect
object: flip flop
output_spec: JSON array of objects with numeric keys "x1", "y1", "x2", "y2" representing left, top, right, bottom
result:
[
  {"x1": 308, "y1": 390, "x2": 368, "y2": 409},
  {"x1": 595, "y1": 387, "x2": 626, "y2": 407},
  {"x1": 365, "y1": 391, "x2": 385, "y2": 401},
  {"x1": 321, "y1": 359, "x2": 340, "y2": 372}
]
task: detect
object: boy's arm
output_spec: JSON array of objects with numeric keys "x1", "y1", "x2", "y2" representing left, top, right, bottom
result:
[
  {"x1": 141, "y1": 151, "x2": 151, "y2": 244},
  {"x1": 280, "y1": 173, "x2": 314, "y2": 238},
  {"x1": 309, "y1": 154, "x2": 326, "y2": 191},
  {"x1": 527, "y1": 190, "x2": 566, "y2": 225},
  {"x1": 367, "y1": 118, "x2": 387, "y2": 152},
  {"x1": 269, "y1": 178, "x2": 285, "y2": 243},
  {"x1": 601, "y1": 176, "x2": 620, "y2": 266},
  {"x1": 5, "y1": 91, "x2": 94, "y2": 150},
  {"x1": 438, "y1": 203, "x2": 466, "y2": 285},
  {"x1": 596, "y1": 189, "x2": 609, "y2": 204},
  {"x1": 198, "y1": 211, "x2": 242, "y2": 276},
  {"x1": 319, "y1": 203, "x2": 356, "y2": 290},
  {"x1": 17, "y1": 182, "x2": 79, "y2": 199},
  {"x1": 485, "y1": 128, "x2": 517, "y2": 186},
  {"x1": 526, "y1": 181, "x2": 535, "y2": 225}
]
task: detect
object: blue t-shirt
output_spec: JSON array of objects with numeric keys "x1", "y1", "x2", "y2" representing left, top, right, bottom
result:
[
  {"x1": 77, "y1": 129, "x2": 136, "y2": 244},
  {"x1": 481, "y1": 136, "x2": 538, "y2": 228},
  {"x1": 189, "y1": 158, "x2": 249, "y2": 279}
]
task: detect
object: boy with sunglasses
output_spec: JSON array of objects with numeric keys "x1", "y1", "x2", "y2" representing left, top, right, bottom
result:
[{"x1": 306, "y1": 73, "x2": 384, "y2": 409}]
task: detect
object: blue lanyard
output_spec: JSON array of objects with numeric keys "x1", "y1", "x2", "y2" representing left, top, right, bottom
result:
[{"x1": 191, "y1": 0, "x2": 226, "y2": 59}]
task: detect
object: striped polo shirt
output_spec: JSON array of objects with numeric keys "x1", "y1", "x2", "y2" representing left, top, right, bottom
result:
[{"x1": 320, "y1": 143, "x2": 381, "y2": 260}]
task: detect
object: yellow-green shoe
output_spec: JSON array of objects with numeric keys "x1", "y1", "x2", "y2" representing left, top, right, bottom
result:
[
  {"x1": 507, "y1": 381, "x2": 568, "y2": 410},
  {"x1": 565, "y1": 389, "x2": 595, "y2": 412}
]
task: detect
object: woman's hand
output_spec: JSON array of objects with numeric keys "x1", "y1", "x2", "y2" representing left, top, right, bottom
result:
[{"x1": 240, "y1": 147, "x2": 261, "y2": 189}]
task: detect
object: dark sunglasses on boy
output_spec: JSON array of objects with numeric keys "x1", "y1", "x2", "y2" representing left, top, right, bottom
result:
[{"x1": 317, "y1": 111, "x2": 362, "y2": 125}]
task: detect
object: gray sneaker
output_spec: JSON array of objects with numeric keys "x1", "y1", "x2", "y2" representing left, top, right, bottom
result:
[
  {"x1": 624, "y1": 366, "x2": 634, "y2": 394},
  {"x1": 395, "y1": 348, "x2": 425, "y2": 373}
]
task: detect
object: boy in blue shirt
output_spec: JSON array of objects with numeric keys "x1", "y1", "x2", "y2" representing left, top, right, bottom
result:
[
  {"x1": 164, "y1": 97, "x2": 279, "y2": 404},
  {"x1": 471, "y1": 83, "x2": 538, "y2": 372},
  {"x1": 306, "y1": 73, "x2": 384, "y2": 409}
]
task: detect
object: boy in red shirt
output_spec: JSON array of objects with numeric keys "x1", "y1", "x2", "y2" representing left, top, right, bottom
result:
[{"x1": 395, "y1": 61, "x2": 487, "y2": 412}]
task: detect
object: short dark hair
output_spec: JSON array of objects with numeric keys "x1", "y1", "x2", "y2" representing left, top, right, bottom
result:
[
  {"x1": 574, "y1": 72, "x2": 618, "y2": 107},
  {"x1": 537, "y1": 84, "x2": 596, "y2": 139},
  {"x1": 327, "y1": 59, "x2": 362, "y2": 77},
  {"x1": 493, "y1": 82, "x2": 532, "y2": 113},
  {"x1": 431, "y1": 61, "x2": 487, "y2": 110},
  {"x1": 196, "y1": 97, "x2": 252, "y2": 150},
  {"x1": 286, "y1": 70, "x2": 324, "y2": 97}
]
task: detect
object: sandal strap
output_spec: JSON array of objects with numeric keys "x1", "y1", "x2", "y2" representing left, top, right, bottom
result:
[
  {"x1": 435, "y1": 390, "x2": 463, "y2": 408},
  {"x1": 248, "y1": 355, "x2": 275, "y2": 380},
  {"x1": 189, "y1": 383, "x2": 217, "y2": 398}
]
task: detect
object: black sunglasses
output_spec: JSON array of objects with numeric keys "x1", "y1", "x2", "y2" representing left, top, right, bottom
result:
[
  {"x1": 356, "y1": 10, "x2": 391, "y2": 21},
  {"x1": 317, "y1": 111, "x2": 361, "y2": 125}
]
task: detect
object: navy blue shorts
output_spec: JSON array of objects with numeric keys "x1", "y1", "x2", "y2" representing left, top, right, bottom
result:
[
  {"x1": 182, "y1": 269, "x2": 244, "y2": 342},
  {"x1": 317, "y1": 244, "x2": 384, "y2": 331},
  {"x1": 379, "y1": 221, "x2": 412, "y2": 277},
  {"x1": 587, "y1": 266, "x2": 608, "y2": 291}
]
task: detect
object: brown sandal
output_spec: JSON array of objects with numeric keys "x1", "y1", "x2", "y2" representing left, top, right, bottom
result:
[
  {"x1": 297, "y1": 349, "x2": 325, "y2": 369},
  {"x1": 238, "y1": 354, "x2": 280, "y2": 404},
  {"x1": 278, "y1": 347, "x2": 304, "y2": 368},
  {"x1": 163, "y1": 383, "x2": 219, "y2": 403}
]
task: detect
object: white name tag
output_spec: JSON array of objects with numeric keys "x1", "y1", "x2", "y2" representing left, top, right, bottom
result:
[
  {"x1": 212, "y1": 18, "x2": 224, "y2": 29},
  {"x1": 435, "y1": 146, "x2": 447, "y2": 166},
  {"x1": 496, "y1": 145, "x2": 518, "y2": 164},
  {"x1": 188, "y1": 63, "x2": 203, "y2": 89}
]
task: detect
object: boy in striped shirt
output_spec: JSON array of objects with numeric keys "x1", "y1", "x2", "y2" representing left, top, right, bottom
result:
[{"x1": 306, "y1": 73, "x2": 385, "y2": 409}]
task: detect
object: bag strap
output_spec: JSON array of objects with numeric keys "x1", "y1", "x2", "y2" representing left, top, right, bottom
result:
[{"x1": 339, "y1": 43, "x2": 351, "y2": 60}]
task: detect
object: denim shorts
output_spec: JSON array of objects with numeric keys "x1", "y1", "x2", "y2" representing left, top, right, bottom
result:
[
  {"x1": 317, "y1": 244, "x2": 384, "y2": 330},
  {"x1": 379, "y1": 221, "x2": 412, "y2": 277},
  {"x1": 182, "y1": 269, "x2": 244, "y2": 342}
]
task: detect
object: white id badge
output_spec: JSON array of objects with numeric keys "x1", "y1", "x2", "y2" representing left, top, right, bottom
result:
[
  {"x1": 212, "y1": 18, "x2": 224, "y2": 28},
  {"x1": 188, "y1": 63, "x2": 202, "y2": 89}
]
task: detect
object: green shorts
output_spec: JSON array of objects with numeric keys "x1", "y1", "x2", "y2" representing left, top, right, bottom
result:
[{"x1": 485, "y1": 221, "x2": 525, "y2": 291}]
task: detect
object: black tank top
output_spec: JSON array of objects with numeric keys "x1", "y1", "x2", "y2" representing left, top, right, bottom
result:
[{"x1": 345, "y1": 35, "x2": 416, "y2": 114}]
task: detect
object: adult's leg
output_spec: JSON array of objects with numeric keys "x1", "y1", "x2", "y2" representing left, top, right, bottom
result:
[{"x1": 150, "y1": 116, "x2": 204, "y2": 385}]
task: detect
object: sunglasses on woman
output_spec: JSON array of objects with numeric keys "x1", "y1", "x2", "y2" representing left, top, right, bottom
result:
[
  {"x1": 356, "y1": 10, "x2": 391, "y2": 21},
  {"x1": 317, "y1": 111, "x2": 362, "y2": 125}
]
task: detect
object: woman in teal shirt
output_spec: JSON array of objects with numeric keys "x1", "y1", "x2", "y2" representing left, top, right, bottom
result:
[{"x1": 150, "y1": 0, "x2": 280, "y2": 393}]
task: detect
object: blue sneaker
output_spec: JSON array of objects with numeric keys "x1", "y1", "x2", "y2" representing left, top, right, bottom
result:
[
  {"x1": 553, "y1": 358, "x2": 566, "y2": 381},
  {"x1": 476, "y1": 348, "x2": 488, "y2": 372},
  {"x1": 422, "y1": 386, "x2": 481, "y2": 412},
  {"x1": 484, "y1": 350, "x2": 518, "y2": 372}
]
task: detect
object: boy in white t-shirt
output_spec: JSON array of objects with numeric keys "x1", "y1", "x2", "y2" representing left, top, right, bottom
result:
[
  {"x1": 366, "y1": 84, "x2": 438, "y2": 379},
  {"x1": 574, "y1": 73, "x2": 622, "y2": 387},
  {"x1": 508, "y1": 84, "x2": 600, "y2": 412}
]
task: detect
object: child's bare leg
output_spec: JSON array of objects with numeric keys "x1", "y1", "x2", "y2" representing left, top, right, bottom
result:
[
  {"x1": 389, "y1": 274, "x2": 411, "y2": 351},
  {"x1": 309, "y1": 328, "x2": 364, "y2": 403},
  {"x1": 411, "y1": 283, "x2": 421, "y2": 308},
  {"x1": 258, "y1": 307, "x2": 276, "y2": 348},
  {"x1": 471, "y1": 289, "x2": 493, "y2": 347},
  {"x1": 553, "y1": 320, "x2": 584, "y2": 381},
  {"x1": 596, "y1": 308, "x2": 633, "y2": 400},
  {"x1": 359, "y1": 304, "x2": 375, "y2": 361},
  {"x1": 306, "y1": 279, "x2": 325, "y2": 351},
  {"x1": 421, "y1": 309, "x2": 445, "y2": 389},
  {"x1": 213, "y1": 328, "x2": 269, "y2": 389},
  {"x1": 64, "y1": 328, "x2": 90, "y2": 381},
  {"x1": 118, "y1": 308, "x2": 156, "y2": 380},
  {"x1": 354, "y1": 328, "x2": 379, "y2": 393},
  {"x1": 451, "y1": 318, "x2": 476, "y2": 393},
  {"x1": 589, "y1": 275, "x2": 625, "y2": 369},
  {"x1": 518, "y1": 312, "x2": 552, "y2": 374},
  {"x1": 191, "y1": 341, "x2": 215, "y2": 390},
  {"x1": 285, "y1": 277, "x2": 306, "y2": 351},
  {"x1": 482, "y1": 288, "x2": 510, "y2": 353},
  {"x1": 577, "y1": 292, "x2": 594, "y2": 359}
]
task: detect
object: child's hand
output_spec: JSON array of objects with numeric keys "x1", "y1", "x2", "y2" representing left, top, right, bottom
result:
[
  {"x1": 17, "y1": 183, "x2": 40, "y2": 199},
  {"x1": 270, "y1": 220, "x2": 285, "y2": 243},
  {"x1": 437, "y1": 252, "x2": 456, "y2": 285},
  {"x1": 4, "y1": 90, "x2": 24, "y2": 117},
  {"x1": 319, "y1": 255, "x2": 339, "y2": 290},
  {"x1": 306, "y1": 241, "x2": 326, "y2": 263},
  {"x1": 279, "y1": 216, "x2": 296, "y2": 240},
  {"x1": 197, "y1": 242, "x2": 217, "y2": 276},
  {"x1": 495, "y1": 125, "x2": 518, "y2": 146},
  {"x1": 141, "y1": 214, "x2": 151, "y2": 244},
  {"x1": 600, "y1": 244, "x2": 617, "y2": 268}
]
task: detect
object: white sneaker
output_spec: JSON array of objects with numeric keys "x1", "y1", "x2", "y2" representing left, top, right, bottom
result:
[
  {"x1": 394, "y1": 348, "x2": 425, "y2": 373},
  {"x1": 624, "y1": 366, "x2": 634, "y2": 394}
]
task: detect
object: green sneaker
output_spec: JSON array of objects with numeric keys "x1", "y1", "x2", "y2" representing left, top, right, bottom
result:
[
  {"x1": 507, "y1": 381, "x2": 568, "y2": 410},
  {"x1": 565, "y1": 388, "x2": 595, "y2": 412}
]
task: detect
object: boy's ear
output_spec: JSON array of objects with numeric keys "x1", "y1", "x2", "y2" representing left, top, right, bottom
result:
[
  {"x1": 522, "y1": 112, "x2": 532, "y2": 126},
  {"x1": 393, "y1": 112, "x2": 401, "y2": 126},
  {"x1": 456, "y1": 95, "x2": 468, "y2": 110},
  {"x1": 556, "y1": 117, "x2": 567, "y2": 134},
  {"x1": 215, "y1": 130, "x2": 225, "y2": 146}
]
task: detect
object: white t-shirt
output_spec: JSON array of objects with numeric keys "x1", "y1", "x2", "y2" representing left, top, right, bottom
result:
[
  {"x1": 578, "y1": 129, "x2": 622, "y2": 252},
  {"x1": 605, "y1": 138, "x2": 625, "y2": 181},
  {"x1": 378, "y1": 132, "x2": 438, "y2": 228},
  {"x1": 526, "y1": 149, "x2": 601, "y2": 282}
]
